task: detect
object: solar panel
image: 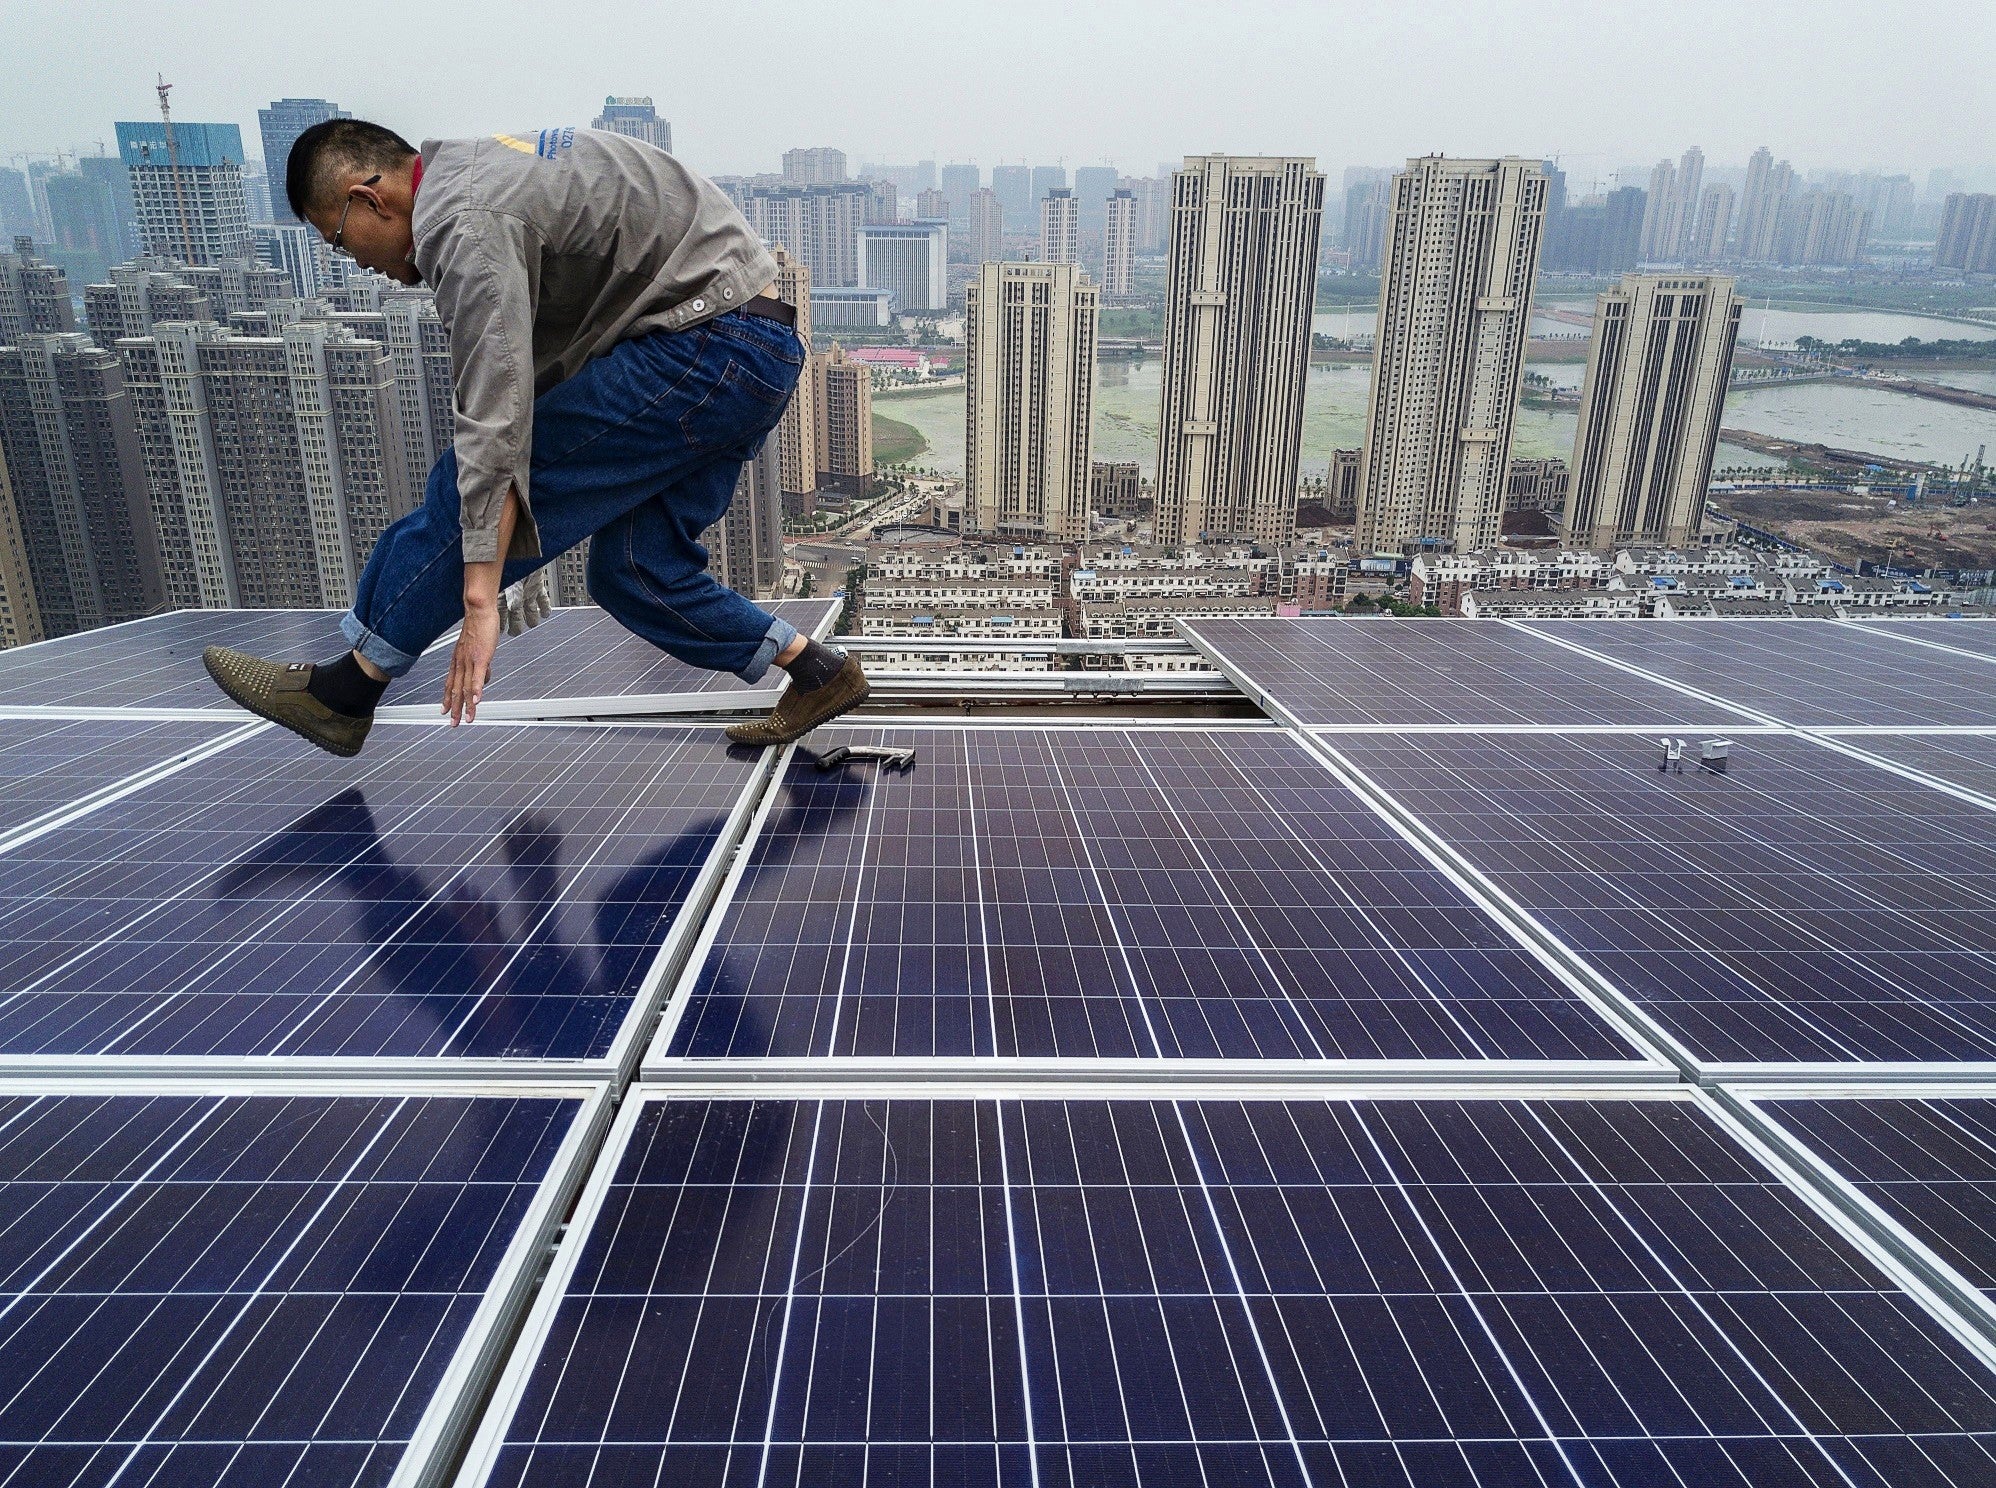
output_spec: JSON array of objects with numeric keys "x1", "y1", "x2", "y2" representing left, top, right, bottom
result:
[
  {"x1": 464, "y1": 1092, "x2": 1996, "y2": 1488},
  {"x1": 1855, "y1": 619, "x2": 1996, "y2": 662},
  {"x1": 1760, "y1": 1095, "x2": 1996, "y2": 1307},
  {"x1": 0, "y1": 722, "x2": 765, "y2": 1070},
  {"x1": 0, "y1": 716, "x2": 252, "y2": 837},
  {"x1": 653, "y1": 726, "x2": 1643, "y2": 1067},
  {"x1": 0, "y1": 610, "x2": 349, "y2": 711},
  {"x1": 1331, "y1": 730, "x2": 1996, "y2": 1070},
  {"x1": 1179, "y1": 616, "x2": 1750, "y2": 727},
  {"x1": 1841, "y1": 734, "x2": 1996, "y2": 803},
  {"x1": 0, "y1": 1084, "x2": 602, "y2": 1488},
  {"x1": 383, "y1": 598, "x2": 840, "y2": 718},
  {"x1": 1526, "y1": 618, "x2": 1996, "y2": 727}
]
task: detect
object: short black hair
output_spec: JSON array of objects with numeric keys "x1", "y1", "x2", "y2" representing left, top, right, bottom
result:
[{"x1": 286, "y1": 118, "x2": 418, "y2": 221}]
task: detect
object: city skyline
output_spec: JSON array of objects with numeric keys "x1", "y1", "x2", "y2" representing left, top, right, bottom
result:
[{"x1": 3, "y1": 2, "x2": 1990, "y2": 177}]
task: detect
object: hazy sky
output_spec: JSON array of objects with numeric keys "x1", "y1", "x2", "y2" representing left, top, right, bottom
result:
[{"x1": 3, "y1": 0, "x2": 1990, "y2": 186}]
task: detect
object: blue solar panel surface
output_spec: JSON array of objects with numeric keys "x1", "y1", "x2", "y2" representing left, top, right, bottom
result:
[
  {"x1": 391, "y1": 598, "x2": 838, "y2": 706},
  {"x1": 0, "y1": 610, "x2": 348, "y2": 710},
  {"x1": 1332, "y1": 731, "x2": 1996, "y2": 1067},
  {"x1": 1180, "y1": 616, "x2": 1750, "y2": 726},
  {"x1": 1525, "y1": 618, "x2": 1996, "y2": 727},
  {"x1": 1842, "y1": 733, "x2": 1996, "y2": 803},
  {"x1": 0, "y1": 716, "x2": 248, "y2": 836},
  {"x1": 661, "y1": 727, "x2": 1637, "y2": 1065},
  {"x1": 0, "y1": 722, "x2": 761, "y2": 1065},
  {"x1": 1857, "y1": 619, "x2": 1996, "y2": 662},
  {"x1": 1764, "y1": 1097, "x2": 1996, "y2": 1304},
  {"x1": 0, "y1": 1088, "x2": 585, "y2": 1487},
  {"x1": 476, "y1": 1095, "x2": 1996, "y2": 1488}
]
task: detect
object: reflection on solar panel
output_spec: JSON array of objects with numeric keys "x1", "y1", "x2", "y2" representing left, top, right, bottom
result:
[
  {"x1": 1527, "y1": 618, "x2": 1996, "y2": 727},
  {"x1": 658, "y1": 727, "x2": 1638, "y2": 1065},
  {"x1": 0, "y1": 610, "x2": 347, "y2": 710},
  {"x1": 1844, "y1": 733, "x2": 1996, "y2": 802},
  {"x1": 0, "y1": 723, "x2": 761, "y2": 1067},
  {"x1": 467, "y1": 1094, "x2": 1996, "y2": 1488},
  {"x1": 1179, "y1": 616, "x2": 1749, "y2": 727},
  {"x1": 0, "y1": 716, "x2": 251, "y2": 836},
  {"x1": 0, "y1": 1086, "x2": 597, "y2": 1488},
  {"x1": 389, "y1": 598, "x2": 839, "y2": 712},
  {"x1": 1761, "y1": 1096, "x2": 1996, "y2": 1309},
  {"x1": 1856, "y1": 619, "x2": 1996, "y2": 662},
  {"x1": 1333, "y1": 731, "x2": 1996, "y2": 1068}
]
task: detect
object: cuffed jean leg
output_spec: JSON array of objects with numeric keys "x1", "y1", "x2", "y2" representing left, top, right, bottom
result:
[{"x1": 341, "y1": 447, "x2": 474, "y2": 678}]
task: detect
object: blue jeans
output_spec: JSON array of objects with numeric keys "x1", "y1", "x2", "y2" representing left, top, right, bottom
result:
[{"x1": 341, "y1": 308, "x2": 806, "y2": 683}]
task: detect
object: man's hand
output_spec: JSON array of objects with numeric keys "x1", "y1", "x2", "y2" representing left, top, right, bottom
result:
[{"x1": 443, "y1": 602, "x2": 501, "y2": 724}]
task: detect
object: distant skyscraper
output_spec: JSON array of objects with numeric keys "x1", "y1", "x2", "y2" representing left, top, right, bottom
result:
[
  {"x1": 739, "y1": 181, "x2": 870, "y2": 286},
  {"x1": 782, "y1": 147, "x2": 848, "y2": 185},
  {"x1": 1342, "y1": 177, "x2": 1390, "y2": 271},
  {"x1": 1038, "y1": 189, "x2": 1078, "y2": 264},
  {"x1": 1102, "y1": 189, "x2": 1136, "y2": 296},
  {"x1": 940, "y1": 163, "x2": 980, "y2": 205},
  {"x1": 1936, "y1": 194, "x2": 1996, "y2": 274},
  {"x1": 964, "y1": 261, "x2": 1098, "y2": 541},
  {"x1": 768, "y1": 246, "x2": 816, "y2": 508},
  {"x1": 0, "y1": 333, "x2": 164, "y2": 636},
  {"x1": 1564, "y1": 273, "x2": 1741, "y2": 550},
  {"x1": 863, "y1": 178, "x2": 899, "y2": 225},
  {"x1": 0, "y1": 241, "x2": 77, "y2": 342},
  {"x1": 1692, "y1": 184, "x2": 1734, "y2": 261},
  {"x1": 1125, "y1": 174, "x2": 1170, "y2": 253},
  {"x1": 84, "y1": 259, "x2": 215, "y2": 342},
  {"x1": 253, "y1": 222, "x2": 332, "y2": 297},
  {"x1": 1357, "y1": 156, "x2": 1548, "y2": 554},
  {"x1": 991, "y1": 166, "x2": 1031, "y2": 231},
  {"x1": 591, "y1": 96, "x2": 671, "y2": 153},
  {"x1": 1736, "y1": 149, "x2": 1794, "y2": 261},
  {"x1": 1639, "y1": 147, "x2": 1705, "y2": 262},
  {"x1": 811, "y1": 344, "x2": 872, "y2": 491},
  {"x1": 858, "y1": 220, "x2": 948, "y2": 312},
  {"x1": 915, "y1": 188, "x2": 948, "y2": 221},
  {"x1": 1602, "y1": 187, "x2": 1647, "y2": 271},
  {"x1": 1775, "y1": 190, "x2": 1869, "y2": 267},
  {"x1": 257, "y1": 99, "x2": 350, "y2": 224},
  {"x1": 116, "y1": 121, "x2": 252, "y2": 267},
  {"x1": 0, "y1": 170, "x2": 33, "y2": 242},
  {"x1": 78, "y1": 156, "x2": 140, "y2": 261},
  {"x1": 45, "y1": 173, "x2": 127, "y2": 288},
  {"x1": 1030, "y1": 165, "x2": 1066, "y2": 205},
  {"x1": 703, "y1": 434, "x2": 784, "y2": 599},
  {"x1": 965, "y1": 189, "x2": 1004, "y2": 265},
  {"x1": 0, "y1": 442, "x2": 41, "y2": 646},
  {"x1": 1155, "y1": 155, "x2": 1324, "y2": 547},
  {"x1": 1073, "y1": 166, "x2": 1119, "y2": 232}
]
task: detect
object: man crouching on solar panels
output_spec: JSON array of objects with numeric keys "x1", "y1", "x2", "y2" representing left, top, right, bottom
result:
[{"x1": 202, "y1": 119, "x2": 868, "y2": 758}]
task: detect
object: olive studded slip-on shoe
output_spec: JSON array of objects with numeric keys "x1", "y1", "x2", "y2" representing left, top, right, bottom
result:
[
  {"x1": 202, "y1": 647, "x2": 373, "y2": 758},
  {"x1": 725, "y1": 654, "x2": 872, "y2": 747}
]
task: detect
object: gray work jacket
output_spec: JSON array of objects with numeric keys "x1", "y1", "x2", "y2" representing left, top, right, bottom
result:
[{"x1": 413, "y1": 127, "x2": 777, "y2": 562}]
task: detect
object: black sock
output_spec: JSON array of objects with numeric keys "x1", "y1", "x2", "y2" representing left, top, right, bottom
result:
[
  {"x1": 783, "y1": 637, "x2": 847, "y2": 691},
  {"x1": 306, "y1": 653, "x2": 389, "y2": 717}
]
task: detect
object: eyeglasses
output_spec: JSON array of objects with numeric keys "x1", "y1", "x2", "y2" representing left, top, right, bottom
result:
[{"x1": 330, "y1": 175, "x2": 382, "y2": 257}]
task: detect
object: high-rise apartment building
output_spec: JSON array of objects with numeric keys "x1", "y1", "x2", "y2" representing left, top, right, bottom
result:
[
  {"x1": 253, "y1": 222, "x2": 335, "y2": 297},
  {"x1": 1038, "y1": 188, "x2": 1078, "y2": 264},
  {"x1": 1342, "y1": 173, "x2": 1392, "y2": 271},
  {"x1": 702, "y1": 434, "x2": 784, "y2": 600},
  {"x1": 257, "y1": 100, "x2": 350, "y2": 223},
  {"x1": 863, "y1": 179, "x2": 899, "y2": 225},
  {"x1": 591, "y1": 97, "x2": 671, "y2": 153},
  {"x1": 991, "y1": 166, "x2": 1031, "y2": 231},
  {"x1": 0, "y1": 241, "x2": 76, "y2": 342},
  {"x1": 1775, "y1": 190, "x2": 1869, "y2": 267},
  {"x1": 1154, "y1": 155, "x2": 1323, "y2": 547},
  {"x1": 0, "y1": 333, "x2": 164, "y2": 636},
  {"x1": 1357, "y1": 156, "x2": 1548, "y2": 554},
  {"x1": 1937, "y1": 194, "x2": 1996, "y2": 274},
  {"x1": 0, "y1": 442, "x2": 41, "y2": 646},
  {"x1": 858, "y1": 220, "x2": 948, "y2": 312},
  {"x1": 78, "y1": 157, "x2": 141, "y2": 263},
  {"x1": 1692, "y1": 184, "x2": 1734, "y2": 262},
  {"x1": 768, "y1": 246, "x2": 815, "y2": 510},
  {"x1": 44, "y1": 174, "x2": 127, "y2": 288},
  {"x1": 782, "y1": 147, "x2": 848, "y2": 185},
  {"x1": 1563, "y1": 274, "x2": 1741, "y2": 549},
  {"x1": 739, "y1": 182, "x2": 870, "y2": 287},
  {"x1": 1123, "y1": 174, "x2": 1171, "y2": 254},
  {"x1": 115, "y1": 121, "x2": 253, "y2": 267},
  {"x1": 811, "y1": 345, "x2": 873, "y2": 492},
  {"x1": 940, "y1": 164, "x2": 980, "y2": 207},
  {"x1": 82, "y1": 258, "x2": 213, "y2": 341},
  {"x1": 963, "y1": 261, "x2": 1098, "y2": 541},
  {"x1": 1736, "y1": 149, "x2": 1795, "y2": 262},
  {"x1": 0, "y1": 171, "x2": 34, "y2": 242},
  {"x1": 1639, "y1": 148, "x2": 1704, "y2": 262},
  {"x1": 1101, "y1": 189, "x2": 1136, "y2": 296},
  {"x1": 915, "y1": 188, "x2": 948, "y2": 221},
  {"x1": 964, "y1": 189, "x2": 1005, "y2": 265},
  {"x1": 1073, "y1": 166, "x2": 1119, "y2": 233},
  {"x1": 1030, "y1": 166, "x2": 1066, "y2": 205}
]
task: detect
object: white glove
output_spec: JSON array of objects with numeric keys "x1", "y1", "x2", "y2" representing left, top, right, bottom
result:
[{"x1": 499, "y1": 566, "x2": 553, "y2": 638}]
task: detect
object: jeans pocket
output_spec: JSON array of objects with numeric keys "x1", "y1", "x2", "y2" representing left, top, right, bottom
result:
[{"x1": 678, "y1": 357, "x2": 794, "y2": 453}]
